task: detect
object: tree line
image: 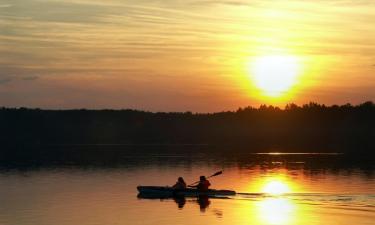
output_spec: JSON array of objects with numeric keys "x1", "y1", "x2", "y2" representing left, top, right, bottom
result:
[{"x1": 1, "y1": 101, "x2": 374, "y2": 156}]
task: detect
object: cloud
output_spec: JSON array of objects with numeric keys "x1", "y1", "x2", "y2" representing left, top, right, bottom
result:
[
  {"x1": 0, "y1": 0, "x2": 117, "y2": 25},
  {"x1": 22, "y1": 75, "x2": 39, "y2": 81},
  {"x1": 0, "y1": 66, "x2": 39, "y2": 84},
  {"x1": 0, "y1": 4, "x2": 12, "y2": 8},
  {"x1": 189, "y1": 0, "x2": 258, "y2": 7},
  {"x1": 0, "y1": 75, "x2": 39, "y2": 85},
  {"x1": 0, "y1": 77, "x2": 12, "y2": 84}
]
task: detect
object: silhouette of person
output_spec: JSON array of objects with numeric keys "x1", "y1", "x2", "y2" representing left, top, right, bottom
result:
[
  {"x1": 172, "y1": 177, "x2": 187, "y2": 190},
  {"x1": 189, "y1": 176, "x2": 211, "y2": 190}
]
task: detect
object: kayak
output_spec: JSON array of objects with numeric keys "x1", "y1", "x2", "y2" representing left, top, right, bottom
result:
[{"x1": 137, "y1": 186, "x2": 236, "y2": 197}]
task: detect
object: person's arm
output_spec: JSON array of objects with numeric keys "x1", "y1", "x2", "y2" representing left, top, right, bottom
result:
[{"x1": 188, "y1": 183, "x2": 199, "y2": 188}]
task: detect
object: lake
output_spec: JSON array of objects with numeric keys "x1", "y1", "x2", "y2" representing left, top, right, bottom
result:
[{"x1": 0, "y1": 152, "x2": 374, "y2": 225}]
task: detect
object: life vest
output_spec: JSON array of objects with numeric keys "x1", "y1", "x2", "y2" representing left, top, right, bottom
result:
[{"x1": 198, "y1": 180, "x2": 211, "y2": 190}]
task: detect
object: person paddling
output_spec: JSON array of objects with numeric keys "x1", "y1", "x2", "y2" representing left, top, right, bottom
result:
[
  {"x1": 189, "y1": 176, "x2": 211, "y2": 191},
  {"x1": 172, "y1": 177, "x2": 187, "y2": 189}
]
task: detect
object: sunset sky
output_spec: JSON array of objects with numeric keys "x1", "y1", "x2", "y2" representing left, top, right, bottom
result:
[{"x1": 1, "y1": 0, "x2": 374, "y2": 112}]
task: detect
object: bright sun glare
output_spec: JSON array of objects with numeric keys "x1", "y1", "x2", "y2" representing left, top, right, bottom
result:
[
  {"x1": 250, "y1": 55, "x2": 300, "y2": 97},
  {"x1": 258, "y1": 198, "x2": 295, "y2": 225},
  {"x1": 263, "y1": 181, "x2": 290, "y2": 195}
]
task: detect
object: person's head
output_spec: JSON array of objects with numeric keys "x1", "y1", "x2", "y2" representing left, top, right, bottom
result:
[
  {"x1": 178, "y1": 177, "x2": 185, "y2": 183},
  {"x1": 200, "y1": 176, "x2": 206, "y2": 181}
]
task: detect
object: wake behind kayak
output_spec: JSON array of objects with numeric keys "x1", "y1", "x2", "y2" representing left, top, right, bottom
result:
[{"x1": 137, "y1": 186, "x2": 236, "y2": 198}]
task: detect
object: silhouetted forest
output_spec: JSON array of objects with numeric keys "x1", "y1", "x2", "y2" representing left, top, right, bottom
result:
[{"x1": 1, "y1": 102, "x2": 374, "y2": 165}]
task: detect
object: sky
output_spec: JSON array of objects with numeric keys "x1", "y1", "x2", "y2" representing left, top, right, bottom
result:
[{"x1": 0, "y1": 0, "x2": 374, "y2": 112}]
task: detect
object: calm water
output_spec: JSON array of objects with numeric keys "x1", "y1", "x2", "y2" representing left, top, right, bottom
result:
[{"x1": 0, "y1": 152, "x2": 374, "y2": 225}]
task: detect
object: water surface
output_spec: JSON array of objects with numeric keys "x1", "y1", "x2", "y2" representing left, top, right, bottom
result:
[{"x1": 0, "y1": 152, "x2": 374, "y2": 225}]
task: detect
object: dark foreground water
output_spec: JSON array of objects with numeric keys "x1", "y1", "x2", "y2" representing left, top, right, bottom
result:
[{"x1": 0, "y1": 152, "x2": 374, "y2": 225}]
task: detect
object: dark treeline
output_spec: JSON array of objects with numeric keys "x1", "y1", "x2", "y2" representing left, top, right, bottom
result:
[{"x1": 1, "y1": 102, "x2": 374, "y2": 157}]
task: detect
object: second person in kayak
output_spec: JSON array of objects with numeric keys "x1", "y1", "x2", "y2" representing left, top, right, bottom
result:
[
  {"x1": 173, "y1": 177, "x2": 187, "y2": 189},
  {"x1": 189, "y1": 176, "x2": 211, "y2": 191}
]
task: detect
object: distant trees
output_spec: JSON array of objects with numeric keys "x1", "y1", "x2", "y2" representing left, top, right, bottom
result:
[{"x1": 0, "y1": 102, "x2": 374, "y2": 155}]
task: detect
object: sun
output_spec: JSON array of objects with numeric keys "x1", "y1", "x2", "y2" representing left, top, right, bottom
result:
[
  {"x1": 250, "y1": 55, "x2": 301, "y2": 97},
  {"x1": 263, "y1": 181, "x2": 290, "y2": 195}
]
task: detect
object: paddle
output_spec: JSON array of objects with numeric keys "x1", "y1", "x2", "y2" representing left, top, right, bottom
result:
[{"x1": 188, "y1": 170, "x2": 223, "y2": 187}]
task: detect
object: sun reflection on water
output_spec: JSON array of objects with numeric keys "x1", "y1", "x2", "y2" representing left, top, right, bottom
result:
[
  {"x1": 247, "y1": 171, "x2": 300, "y2": 195},
  {"x1": 242, "y1": 171, "x2": 302, "y2": 225},
  {"x1": 263, "y1": 181, "x2": 290, "y2": 195},
  {"x1": 257, "y1": 198, "x2": 296, "y2": 225}
]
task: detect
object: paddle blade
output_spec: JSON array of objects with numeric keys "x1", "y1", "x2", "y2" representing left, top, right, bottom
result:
[{"x1": 212, "y1": 171, "x2": 223, "y2": 177}]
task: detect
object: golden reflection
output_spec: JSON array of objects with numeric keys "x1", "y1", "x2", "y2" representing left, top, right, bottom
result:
[
  {"x1": 236, "y1": 170, "x2": 306, "y2": 225},
  {"x1": 247, "y1": 172, "x2": 301, "y2": 195},
  {"x1": 263, "y1": 181, "x2": 290, "y2": 195},
  {"x1": 257, "y1": 197, "x2": 296, "y2": 225}
]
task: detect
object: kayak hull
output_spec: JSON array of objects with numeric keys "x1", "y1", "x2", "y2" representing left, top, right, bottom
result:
[{"x1": 137, "y1": 186, "x2": 236, "y2": 197}]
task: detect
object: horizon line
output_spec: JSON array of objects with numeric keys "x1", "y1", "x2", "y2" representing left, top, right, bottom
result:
[{"x1": 1, "y1": 101, "x2": 374, "y2": 113}]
